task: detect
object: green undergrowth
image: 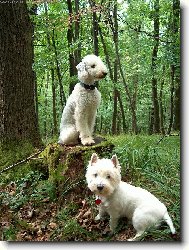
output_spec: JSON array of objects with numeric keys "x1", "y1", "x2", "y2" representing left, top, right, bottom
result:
[
  {"x1": 0, "y1": 134, "x2": 180, "y2": 241},
  {"x1": 0, "y1": 141, "x2": 36, "y2": 185}
]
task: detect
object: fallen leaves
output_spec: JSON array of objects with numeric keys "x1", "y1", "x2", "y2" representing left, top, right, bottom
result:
[{"x1": 0, "y1": 183, "x2": 180, "y2": 242}]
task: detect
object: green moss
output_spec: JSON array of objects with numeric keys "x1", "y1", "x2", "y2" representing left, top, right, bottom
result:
[{"x1": 37, "y1": 139, "x2": 114, "y2": 185}]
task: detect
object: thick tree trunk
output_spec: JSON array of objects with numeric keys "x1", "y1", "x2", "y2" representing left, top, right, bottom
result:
[{"x1": 0, "y1": 1, "x2": 41, "y2": 146}]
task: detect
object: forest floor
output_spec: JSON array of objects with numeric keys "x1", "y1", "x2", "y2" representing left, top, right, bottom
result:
[{"x1": 0, "y1": 134, "x2": 180, "y2": 242}]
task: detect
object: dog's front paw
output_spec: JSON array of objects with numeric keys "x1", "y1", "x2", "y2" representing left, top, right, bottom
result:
[{"x1": 81, "y1": 137, "x2": 95, "y2": 146}]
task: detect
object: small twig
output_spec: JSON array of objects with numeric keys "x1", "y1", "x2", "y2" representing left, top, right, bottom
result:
[
  {"x1": 157, "y1": 135, "x2": 168, "y2": 144},
  {"x1": 0, "y1": 150, "x2": 43, "y2": 175},
  {"x1": 157, "y1": 133, "x2": 180, "y2": 144}
]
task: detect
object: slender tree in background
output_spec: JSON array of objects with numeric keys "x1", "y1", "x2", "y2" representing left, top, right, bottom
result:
[
  {"x1": 150, "y1": 0, "x2": 160, "y2": 134},
  {"x1": 172, "y1": 0, "x2": 180, "y2": 132},
  {"x1": 89, "y1": 0, "x2": 99, "y2": 56},
  {"x1": 0, "y1": 1, "x2": 41, "y2": 146},
  {"x1": 67, "y1": 0, "x2": 81, "y2": 94}
]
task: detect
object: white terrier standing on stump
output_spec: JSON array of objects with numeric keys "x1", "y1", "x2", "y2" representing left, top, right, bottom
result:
[
  {"x1": 86, "y1": 153, "x2": 176, "y2": 241},
  {"x1": 58, "y1": 54, "x2": 107, "y2": 146}
]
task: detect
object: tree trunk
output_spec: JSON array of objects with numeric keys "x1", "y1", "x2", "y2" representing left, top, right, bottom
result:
[
  {"x1": 173, "y1": 83, "x2": 180, "y2": 130},
  {"x1": 67, "y1": 0, "x2": 80, "y2": 94},
  {"x1": 51, "y1": 68, "x2": 58, "y2": 136},
  {"x1": 44, "y1": 71, "x2": 49, "y2": 138},
  {"x1": 172, "y1": 0, "x2": 180, "y2": 131},
  {"x1": 99, "y1": 25, "x2": 114, "y2": 81},
  {"x1": 151, "y1": 0, "x2": 160, "y2": 133},
  {"x1": 167, "y1": 65, "x2": 175, "y2": 134},
  {"x1": 117, "y1": 90, "x2": 127, "y2": 132},
  {"x1": 74, "y1": 0, "x2": 81, "y2": 65},
  {"x1": 52, "y1": 29, "x2": 66, "y2": 108},
  {"x1": 89, "y1": 0, "x2": 99, "y2": 56},
  {"x1": 149, "y1": 107, "x2": 154, "y2": 135},
  {"x1": 159, "y1": 66, "x2": 165, "y2": 134},
  {"x1": 112, "y1": 88, "x2": 118, "y2": 135},
  {"x1": 111, "y1": 2, "x2": 119, "y2": 135},
  {"x1": 0, "y1": 1, "x2": 41, "y2": 146}
]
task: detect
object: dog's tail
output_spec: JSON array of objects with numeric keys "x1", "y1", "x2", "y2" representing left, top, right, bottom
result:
[{"x1": 163, "y1": 212, "x2": 176, "y2": 234}]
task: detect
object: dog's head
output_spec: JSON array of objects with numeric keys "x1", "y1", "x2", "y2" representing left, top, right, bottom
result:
[
  {"x1": 85, "y1": 153, "x2": 121, "y2": 197},
  {"x1": 76, "y1": 54, "x2": 108, "y2": 84}
]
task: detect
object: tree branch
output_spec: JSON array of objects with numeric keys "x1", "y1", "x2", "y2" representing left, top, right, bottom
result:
[{"x1": 0, "y1": 150, "x2": 43, "y2": 175}]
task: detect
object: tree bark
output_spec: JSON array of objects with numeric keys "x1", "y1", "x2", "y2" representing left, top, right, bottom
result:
[
  {"x1": 151, "y1": 0, "x2": 160, "y2": 133},
  {"x1": 67, "y1": 0, "x2": 80, "y2": 94},
  {"x1": 117, "y1": 90, "x2": 127, "y2": 132},
  {"x1": 44, "y1": 71, "x2": 49, "y2": 138},
  {"x1": 52, "y1": 29, "x2": 66, "y2": 108},
  {"x1": 89, "y1": 0, "x2": 99, "y2": 56},
  {"x1": 167, "y1": 65, "x2": 175, "y2": 134},
  {"x1": 74, "y1": 0, "x2": 81, "y2": 66},
  {"x1": 51, "y1": 68, "x2": 58, "y2": 136},
  {"x1": 112, "y1": 2, "x2": 118, "y2": 134},
  {"x1": 172, "y1": 0, "x2": 180, "y2": 131},
  {"x1": 0, "y1": 1, "x2": 41, "y2": 146},
  {"x1": 159, "y1": 66, "x2": 165, "y2": 134}
]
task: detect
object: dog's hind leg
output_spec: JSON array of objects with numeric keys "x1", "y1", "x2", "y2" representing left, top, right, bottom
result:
[{"x1": 58, "y1": 126, "x2": 79, "y2": 145}]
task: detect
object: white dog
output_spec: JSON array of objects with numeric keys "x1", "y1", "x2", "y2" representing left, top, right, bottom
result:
[
  {"x1": 85, "y1": 153, "x2": 176, "y2": 241},
  {"x1": 58, "y1": 55, "x2": 107, "y2": 146}
]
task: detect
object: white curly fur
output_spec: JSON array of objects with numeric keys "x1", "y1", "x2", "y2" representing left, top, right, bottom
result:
[
  {"x1": 58, "y1": 54, "x2": 107, "y2": 145},
  {"x1": 86, "y1": 153, "x2": 176, "y2": 241}
]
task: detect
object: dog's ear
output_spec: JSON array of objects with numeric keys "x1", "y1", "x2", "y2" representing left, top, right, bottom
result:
[
  {"x1": 76, "y1": 61, "x2": 89, "y2": 81},
  {"x1": 111, "y1": 155, "x2": 119, "y2": 168},
  {"x1": 90, "y1": 153, "x2": 98, "y2": 165},
  {"x1": 76, "y1": 61, "x2": 87, "y2": 72}
]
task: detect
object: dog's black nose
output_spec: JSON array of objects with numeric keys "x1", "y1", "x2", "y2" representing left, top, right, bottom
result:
[
  {"x1": 103, "y1": 72, "x2": 107, "y2": 76},
  {"x1": 97, "y1": 184, "x2": 104, "y2": 191}
]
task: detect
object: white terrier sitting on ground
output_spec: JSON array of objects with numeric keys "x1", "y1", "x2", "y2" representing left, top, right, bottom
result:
[
  {"x1": 58, "y1": 54, "x2": 107, "y2": 146},
  {"x1": 85, "y1": 153, "x2": 176, "y2": 241}
]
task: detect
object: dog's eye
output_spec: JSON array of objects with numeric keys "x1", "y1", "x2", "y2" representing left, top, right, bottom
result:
[
  {"x1": 91, "y1": 64, "x2": 96, "y2": 68},
  {"x1": 94, "y1": 173, "x2": 98, "y2": 178},
  {"x1": 107, "y1": 175, "x2": 111, "y2": 179}
]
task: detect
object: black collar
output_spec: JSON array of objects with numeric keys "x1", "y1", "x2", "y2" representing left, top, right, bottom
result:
[{"x1": 80, "y1": 82, "x2": 96, "y2": 90}]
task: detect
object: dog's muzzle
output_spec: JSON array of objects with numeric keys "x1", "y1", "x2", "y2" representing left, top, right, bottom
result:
[{"x1": 97, "y1": 184, "x2": 104, "y2": 191}]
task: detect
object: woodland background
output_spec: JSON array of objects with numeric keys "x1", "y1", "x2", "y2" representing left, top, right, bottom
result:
[
  {"x1": 33, "y1": 0, "x2": 180, "y2": 141},
  {"x1": 0, "y1": 0, "x2": 180, "y2": 242},
  {"x1": 0, "y1": 0, "x2": 180, "y2": 146}
]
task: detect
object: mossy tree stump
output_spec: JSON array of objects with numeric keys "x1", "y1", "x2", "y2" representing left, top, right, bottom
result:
[{"x1": 36, "y1": 137, "x2": 114, "y2": 197}]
